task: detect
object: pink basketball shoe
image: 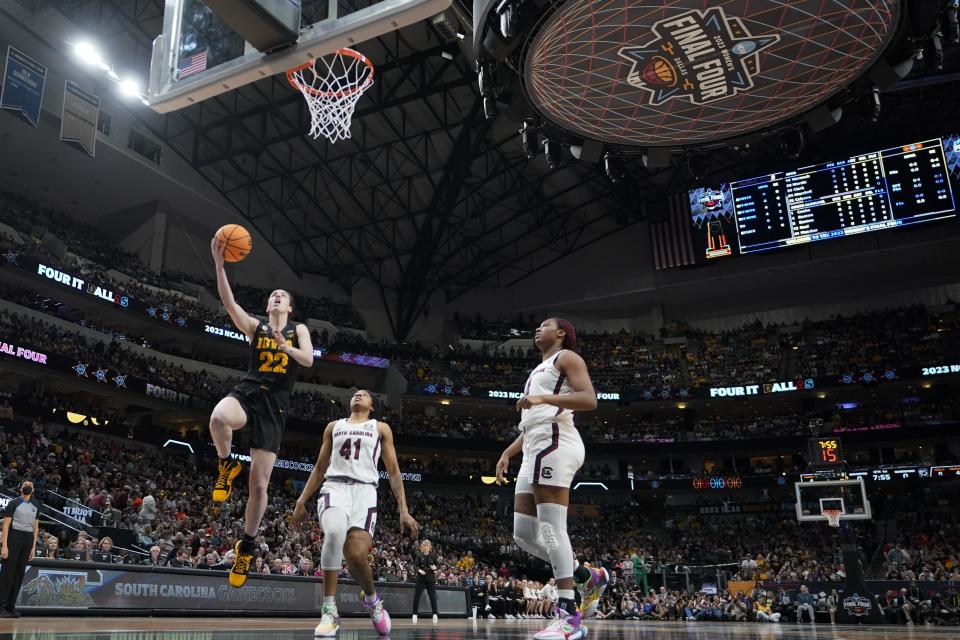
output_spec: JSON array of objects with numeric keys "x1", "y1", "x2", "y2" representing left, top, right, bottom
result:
[{"x1": 361, "y1": 591, "x2": 392, "y2": 636}]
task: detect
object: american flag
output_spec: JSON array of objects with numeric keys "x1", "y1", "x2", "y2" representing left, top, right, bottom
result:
[
  {"x1": 177, "y1": 50, "x2": 207, "y2": 79},
  {"x1": 650, "y1": 192, "x2": 696, "y2": 270}
]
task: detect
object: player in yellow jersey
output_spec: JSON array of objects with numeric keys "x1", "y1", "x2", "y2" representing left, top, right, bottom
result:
[{"x1": 207, "y1": 236, "x2": 314, "y2": 587}]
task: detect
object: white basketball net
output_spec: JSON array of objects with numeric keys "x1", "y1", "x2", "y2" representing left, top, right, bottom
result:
[
  {"x1": 287, "y1": 49, "x2": 374, "y2": 144},
  {"x1": 823, "y1": 509, "x2": 842, "y2": 528}
]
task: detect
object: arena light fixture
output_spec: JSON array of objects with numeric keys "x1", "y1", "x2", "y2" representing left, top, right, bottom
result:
[
  {"x1": 483, "y1": 95, "x2": 497, "y2": 120},
  {"x1": 73, "y1": 40, "x2": 103, "y2": 66},
  {"x1": 72, "y1": 37, "x2": 149, "y2": 105},
  {"x1": 686, "y1": 152, "x2": 709, "y2": 181},
  {"x1": 478, "y1": 62, "x2": 494, "y2": 95},
  {"x1": 603, "y1": 152, "x2": 624, "y2": 183},
  {"x1": 866, "y1": 87, "x2": 882, "y2": 124},
  {"x1": 478, "y1": 62, "x2": 498, "y2": 120},
  {"x1": 499, "y1": 3, "x2": 516, "y2": 38},
  {"x1": 572, "y1": 482, "x2": 608, "y2": 491},
  {"x1": 163, "y1": 439, "x2": 195, "y2": 454},
  {"x1": 779, "y1": 128, "x2": 806, "y2": 160},
  {"x1": 520, "y1": 119, "x2": 538, "y2": 159},
  {"x1": 544, "y1": 138, "x2": 562, "y2": 169},
  {"x1": 948, "y1": 1, "x2": 959, "y2": 44},
  {"x1": 120, "y1": 77, "x2": 141, "y2": 97}
]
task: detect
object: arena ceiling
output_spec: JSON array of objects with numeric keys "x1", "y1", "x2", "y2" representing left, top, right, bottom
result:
[{"x1": 33, "y1": 1, "x2": 960, "y2": 337}]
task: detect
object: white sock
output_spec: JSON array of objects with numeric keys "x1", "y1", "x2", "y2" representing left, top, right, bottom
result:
[{"x1": 558, "y1": 589, "x2": 575, "y2": 600}]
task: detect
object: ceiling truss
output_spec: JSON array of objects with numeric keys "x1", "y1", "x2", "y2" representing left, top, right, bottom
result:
[{"x1": 48, "y1": 1, "x2": 960, "y2": 338}]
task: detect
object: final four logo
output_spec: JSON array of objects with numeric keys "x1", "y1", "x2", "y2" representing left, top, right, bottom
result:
[
  {"x1": 842, "y1": 593, "x2": 872, "y2": 617},
  {"x1": 699, "y1": 188, "x2": 724, "y2": 212},
  {"x1": 618, "y1": 8, "x2": 779, "y2": 106}
]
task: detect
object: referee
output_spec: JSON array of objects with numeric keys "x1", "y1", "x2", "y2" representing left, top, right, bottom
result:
[{"x1": 0, "y1": 480, "x2": 39, "y2": 618}]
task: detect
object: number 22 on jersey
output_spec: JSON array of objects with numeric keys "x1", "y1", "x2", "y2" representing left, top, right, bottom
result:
[{"x1": 258, "y1": 351, "x2": 288, "y2": 373}]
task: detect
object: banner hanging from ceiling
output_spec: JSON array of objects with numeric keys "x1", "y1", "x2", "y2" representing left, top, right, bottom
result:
[
  {"x1": 60, "y1": 80, "x2": 100, "y2": 157},
  {"x1": 0, "y1": 46, "x2": 47, "y2": 127}
]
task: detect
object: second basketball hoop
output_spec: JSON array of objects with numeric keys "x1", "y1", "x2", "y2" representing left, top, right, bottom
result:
[{"x1": 286, "y1": 48, "x2": 375, "y2": 144}]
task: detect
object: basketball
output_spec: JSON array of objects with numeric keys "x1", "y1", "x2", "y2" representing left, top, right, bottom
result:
[{"x1": 216, "y1": 224, "x2": 252, "y2": 262}]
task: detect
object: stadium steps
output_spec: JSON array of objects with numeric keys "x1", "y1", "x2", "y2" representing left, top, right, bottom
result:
[
  {"x1": 864, "y1": 519, "x2": 894, "y2": 578},
  {"x1": 0, "y1": 485, "x2": 95, "y2": 536},
  {"x1": 780, "y1": 346, "x2": 799, "y2": 380}
]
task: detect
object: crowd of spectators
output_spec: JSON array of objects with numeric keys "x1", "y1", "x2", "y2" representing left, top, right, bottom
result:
[
  {"x1": 882, "y1": 515, "x2": 960, "y2": 582},
  {"x1": 7, "y1": 417, "x2": 821, "y2": 588},
  {"x1": 5, "y1": 186, "x2": 960, "y2": 403},
  {"x1": 589, "y1": 583, "x2": 959, "y2": 625},
  {"x1": 0, "y1": 305, "x2": 343, "y2": 424},
  {"x1": 408, "y1": 306, "x2": 960, "y2": 394},
  {"x1": 4, "y1": 285, "x2": 960, "y2": 458},
  {"x1": 391, "y1": 398, "x2": 960, "y2": 446},
  {"x1": 452, "y1": 313, "x2": 533, "y2": 340},
  {"x1": 0, "y1": 190, "x2": 364, "y2": 329},
  {"x1": 4, "y1": 414, "x2": 959, "y2": 626},
  {"x1": 6, "y1": 188, "x2": 960, "y2": 399}
]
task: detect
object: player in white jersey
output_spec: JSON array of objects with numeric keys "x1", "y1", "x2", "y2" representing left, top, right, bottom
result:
[
  {"x1": 291, "y1": 389, "x2": 420, "y2": 637},
  {"x1": 496, "y1": 318, "x2": 609, "y2": 640}
]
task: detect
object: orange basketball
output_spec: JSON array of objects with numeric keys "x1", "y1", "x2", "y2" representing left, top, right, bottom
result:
[{"x1": 216, "y1": 224, "x2": 252, "y2": 262}]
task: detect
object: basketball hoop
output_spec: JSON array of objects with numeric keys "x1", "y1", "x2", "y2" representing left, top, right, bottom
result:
[
  {"x1": 286, "y1": 48, "x2": 374, "y2": 144},
  {"x1": 823, "y1": 509, "x2": 842, "y2": 528}
]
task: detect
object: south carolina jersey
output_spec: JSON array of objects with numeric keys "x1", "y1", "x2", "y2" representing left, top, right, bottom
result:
[
  {"x1": 518, "y1": 350, "x2": 574, "y2": 432},
  {"x1": 242, "y1": 321, "x2": 300, "y2": 398},
  {"x1": 325, "y1": 418, "x2": 381, "y2": 485}
]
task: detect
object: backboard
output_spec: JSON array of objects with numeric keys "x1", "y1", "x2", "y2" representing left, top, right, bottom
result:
[
  {"x1": 147, "y1": 0, "x2": 452, "y2": 113},
  {"x1": 795, "y1": 478, "x2": 871, "y2": 523}
]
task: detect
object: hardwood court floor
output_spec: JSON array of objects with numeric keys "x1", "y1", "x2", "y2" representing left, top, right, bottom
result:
[{"x1": 0, "y1": 617, "x2": 957, "y2": 639}]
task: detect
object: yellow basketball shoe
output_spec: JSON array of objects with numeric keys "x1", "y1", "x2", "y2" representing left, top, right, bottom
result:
[
  {"x1": 212, "y1": 458, "x2": 242, "y2": 502},
  {"x1": 228, "y1": 541, "x2": 254, "y2": 588}
]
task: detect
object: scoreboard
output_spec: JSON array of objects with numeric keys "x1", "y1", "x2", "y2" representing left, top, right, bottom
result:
[
  {"x1": 808, "y1": 437, "x2": 845, "y2": 470},
  {"x1": 689, "y1": 133, "x2": 960, "y2": 260}
]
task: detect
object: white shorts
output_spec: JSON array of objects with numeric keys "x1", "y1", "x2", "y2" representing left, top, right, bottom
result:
[
  {"x1": 317, "y1": 480, "x2": 378, "y2": 537},
  {"x1": 517, "y1": 423, "x2": 585, "y2": 489}
]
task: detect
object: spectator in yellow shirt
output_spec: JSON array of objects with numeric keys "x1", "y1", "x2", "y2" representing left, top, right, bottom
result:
[
  {"x1": 755, "y1": 596, "x2": 781, "y2": 622},
  {"x1": 457, "y1": 550, "x2": 476, "y2": 571}
]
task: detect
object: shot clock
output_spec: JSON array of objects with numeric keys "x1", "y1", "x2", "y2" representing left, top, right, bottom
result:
[{"x1": 808, "y1": 437, "x2": 845, "y2": 469}]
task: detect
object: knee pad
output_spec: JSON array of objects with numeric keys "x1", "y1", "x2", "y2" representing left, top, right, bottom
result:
[
  {"x1": 514, "y1": 512, "x2": 550, "y2": 562},
  {"x1": 513, "y1": 513, "x2": 539, "y2": 546},
  {"x1": 536, "y1": 503, "x2": 574, "y2": 580},
  {"x1": 320, "y1": 508, "x2": 348, "y2": 571},
  {"x1": 535, "y1": 504, "x2": 567, "y2": 552}
]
